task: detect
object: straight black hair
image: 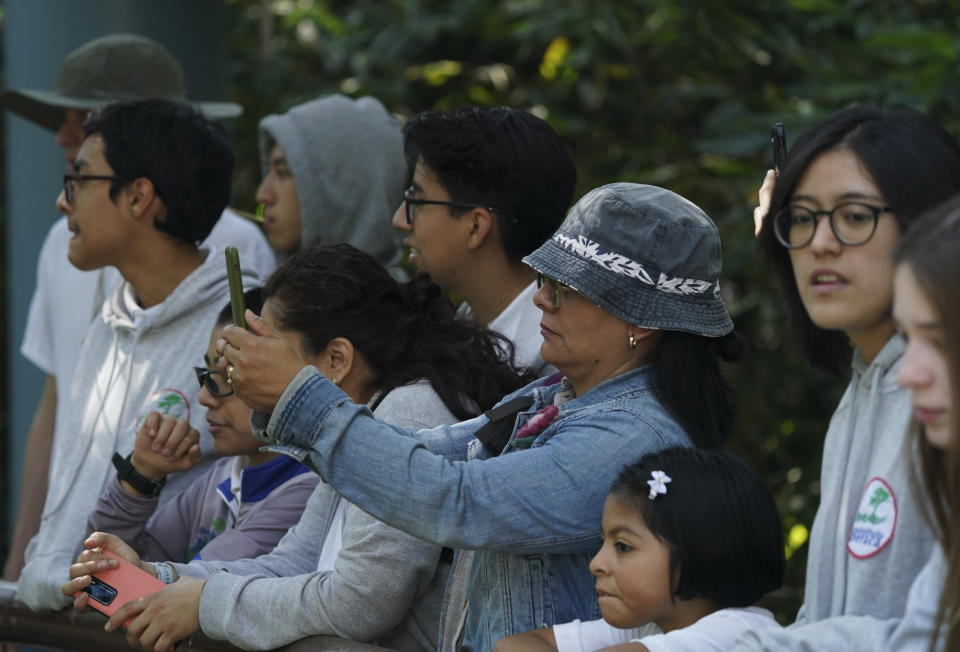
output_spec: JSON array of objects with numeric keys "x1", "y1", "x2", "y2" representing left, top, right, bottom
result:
[
  {"x1": 403, "y1": 106, "x2": 577, "y2": 262},
  {"x1": 263, "y1": 243, "x2": 533, "y2": 418},
  {"x1": 609, "y1": 446, "x2": 784, "y2": 608},
  {"x1": 653, "y1": 330, "x2": 743, "y2": 448},
  {"x1": 84, "y1": 99, "x2": 233, "y2": 245},
  {"x1": 757, "y1": 105, "x2": 960, "y2": 374}
]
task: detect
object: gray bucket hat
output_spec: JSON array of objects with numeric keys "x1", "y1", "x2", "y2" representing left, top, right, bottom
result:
[
  {"x1": 523, "y1": 182, "x2": 733, "y2": 337},
  {"x1": 1, "y1": 33, "x2": 242, "y2": 132}
]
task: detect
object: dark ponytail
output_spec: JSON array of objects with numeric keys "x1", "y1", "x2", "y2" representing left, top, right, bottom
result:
[
  {"x1": 263, "y1": 243, "x2": 532, "y2": 419},
  {"x1": 652, "y1": 330, "x2": 744, "y2": 448}
]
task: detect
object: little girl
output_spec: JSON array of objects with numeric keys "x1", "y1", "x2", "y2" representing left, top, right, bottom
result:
[{"x1": 496, "y1": 446, "x2": 785, "y2": 651}]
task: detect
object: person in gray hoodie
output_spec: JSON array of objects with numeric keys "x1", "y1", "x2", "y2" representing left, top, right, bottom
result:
[
  {"x1": 18, "y1": 99, "x2": 259, "y2": 610},
  {"x1": 737, "y1": 106, "x2": 960, "y2": 650},
  {"x1": 255, "y1": 94, "x2": 405, "y2": 266}
]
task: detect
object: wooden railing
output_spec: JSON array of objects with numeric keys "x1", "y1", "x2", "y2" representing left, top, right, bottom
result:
[{"x1": 0, "y1": 581, "x2": 391, "y2": 652}]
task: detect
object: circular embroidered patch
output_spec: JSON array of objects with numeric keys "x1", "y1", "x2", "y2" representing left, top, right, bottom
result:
[
  {"x1": 847, "y1": 476, "x2": 897, "y2": 559},
  {"x1": 137, "y1": 388, "x2": 191, "y2": 429}
]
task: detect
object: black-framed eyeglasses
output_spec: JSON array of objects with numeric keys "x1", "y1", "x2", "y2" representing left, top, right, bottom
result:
[
  {"x1": 62, "y1": 173, "x2": 122, "y2": 205},
  {"x1": 194, "y1": 366, "x2": 234, "y2": 398},
  {"x1": 536, "y1": 273, "x2": 576, "y2": 309},
  {"x1": 773, "y1": 202, "x2": 892, "y2": 249},
  {"x1": 402, "y1": 187, "x2": 514, "y2": 225}
]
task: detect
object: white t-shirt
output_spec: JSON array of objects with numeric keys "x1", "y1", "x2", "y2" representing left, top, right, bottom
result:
[
  {"x1": 553, "y1": 607, "x2": 780, "y2": 652},
  {"x1": 457, "y1": 280, "x2": 555, "y2": 377},
  {"x1": 20, "y1": 210, "x2": 275, "y2": 435}
]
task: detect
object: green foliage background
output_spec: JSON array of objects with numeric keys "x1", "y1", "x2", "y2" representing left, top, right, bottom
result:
[{"x1": 224, "y1": 0, "x2": 960, "y2": 620}]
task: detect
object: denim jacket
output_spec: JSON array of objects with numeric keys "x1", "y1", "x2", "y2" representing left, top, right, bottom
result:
[{"x1": 257, "y1": 363, "x2": 691, "y2": 652}]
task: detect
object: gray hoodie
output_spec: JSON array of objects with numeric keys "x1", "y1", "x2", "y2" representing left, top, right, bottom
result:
[
  {"x1": 259, "y1": 94, "x2": 405, "y2": 266},
  {"x1": 733, "y1": 335, "x2": 935, "y2": 650},
  {"x1": 18, "y1": 247, "x2": 259, "y2": 610},
  {"x1": 172, "y1": 381, "x2": 456, "y2": 652}
]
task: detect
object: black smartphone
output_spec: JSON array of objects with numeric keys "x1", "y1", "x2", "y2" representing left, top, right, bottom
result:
[
  {"x1": 771, "y1": 122, "x2": 788, "y2": 173},
  {"x1": 225, "y1": 246, "x2": 246, "y2": 329}
]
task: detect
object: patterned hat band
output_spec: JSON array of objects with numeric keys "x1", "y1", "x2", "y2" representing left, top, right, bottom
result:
[{"x1": 552, "y1": 232, "x2": 720, "y2": 298}]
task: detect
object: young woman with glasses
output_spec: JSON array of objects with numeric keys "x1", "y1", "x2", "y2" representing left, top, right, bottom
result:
[
  {"x1": 733, "y1": 106, "x2": 960, "y2": 651},
  {"x1": 65, "y1": 243, "x2": 532, "y2": 652},
  {"x1": 86, "y1": 287, "x2": 319, "y2": 563}
]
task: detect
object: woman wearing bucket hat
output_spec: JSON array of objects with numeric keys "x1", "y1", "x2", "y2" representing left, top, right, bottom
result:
[
  {"x1": 126, "y1": 182, "x2": 740, "y2": 651},
  {"x1": 732, "y1": 106, "x2": 960, "y2": 651}
]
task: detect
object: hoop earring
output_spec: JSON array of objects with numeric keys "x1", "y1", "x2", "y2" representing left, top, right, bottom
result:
[{"x1": 629, "y1": 334, "x2": 637, "y2": 349}]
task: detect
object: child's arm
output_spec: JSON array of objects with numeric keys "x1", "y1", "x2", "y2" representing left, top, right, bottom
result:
[
  {"x1": 494, "y1": 628, "x2": 558, "y2": 651},
  {"x1": 87, "y1": 412, "x2": 204, "y2": 560}
]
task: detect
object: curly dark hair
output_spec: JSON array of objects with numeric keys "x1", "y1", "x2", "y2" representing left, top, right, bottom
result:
[{"x1": 263, "y1": 243, "x2": 534, "y2": 418}]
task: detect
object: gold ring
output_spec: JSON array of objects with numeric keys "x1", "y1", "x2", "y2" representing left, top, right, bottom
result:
[{"x1": 226, "y1": 365, "x2": 235, "y2": 384}]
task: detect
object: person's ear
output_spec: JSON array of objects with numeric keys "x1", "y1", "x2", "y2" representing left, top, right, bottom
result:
[
  {"x1": 319, "y1": 337, "x2": 355, "y2": 386},
  {"x1": 126, "y1": 177, "x2": 159, "y2": 222},
  {"x1": 465, "y1": 207, "x2": 496, "y2": 251},
  {"x1": 627, "y1": 326, "x2": 662, "y2": 356}
]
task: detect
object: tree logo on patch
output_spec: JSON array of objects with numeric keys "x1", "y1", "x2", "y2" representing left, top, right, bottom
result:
[
  {"x1": 847, "y1": 477, "x2": 897, "y2": 559},
  {"x1": 137, "y1": 388, "x2": 191, "y2": 428}
]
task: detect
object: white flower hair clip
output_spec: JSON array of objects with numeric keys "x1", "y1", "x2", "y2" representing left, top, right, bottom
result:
[{"x1": 647, "y1": 470, "x2": 672, "y2": 500}]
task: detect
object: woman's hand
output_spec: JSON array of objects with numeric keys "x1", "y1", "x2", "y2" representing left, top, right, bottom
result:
[
  {"x1": 106, "y1": 576, "x2": 204, "y2": 652},
  {"x1": 215, "y1": 309, "x2": 306, "y2": 413},
  {"x1": 129, "y1": 412, "x2": 202, "y2": 485},
  {"x1": 753, "y1": 168, "x2": 777, "y2": 236},
  {"x1": 61, "y1": 532, "x2": 149, "y2": 611}
]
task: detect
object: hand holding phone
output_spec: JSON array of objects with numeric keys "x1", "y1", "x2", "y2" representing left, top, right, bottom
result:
[
  {"x1": 78, "y1": 550, "x2": 166, "y2": 625},
  {"x1": 225, "y1": 246, "x2": 246, "y2": 330},
  {"x1": 770, "y1": 122, "x2": 788, "y2": 173}
]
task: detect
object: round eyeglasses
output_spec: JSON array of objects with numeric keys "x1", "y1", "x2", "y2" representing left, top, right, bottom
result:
[
  {"x1": 194, "y1": 366, "x2": 234, "y2": 398},
  {"x1": 773, "y1": 202, "x2": 892, "y2": 249},
  {"x1": 536, "y1": 273, "x2": 576, "y2": 309}
]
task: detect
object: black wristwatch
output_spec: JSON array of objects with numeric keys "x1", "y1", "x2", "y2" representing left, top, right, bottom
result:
[{"x1": 112, "y1": 452, "x2": 165, "y2": 498}]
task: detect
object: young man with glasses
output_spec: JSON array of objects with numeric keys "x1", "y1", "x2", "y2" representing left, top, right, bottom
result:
[
  {"x1": 0, "y1": 34, "x2": 275, "y2": 583},
  {"x1": 392, "y1": 106, "x2": 577, "y2": 376},
  {"x1": 17, "y1": 98, "x2": 260, "y2": 610}
]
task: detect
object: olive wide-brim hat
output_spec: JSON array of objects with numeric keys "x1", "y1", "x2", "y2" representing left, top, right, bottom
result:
[
  {"x1": 1, "y1": 33, "x2": 241, "y2": 132},
  {"x1": 523, "y1": 183, "x2": 733, "y2": 337}
]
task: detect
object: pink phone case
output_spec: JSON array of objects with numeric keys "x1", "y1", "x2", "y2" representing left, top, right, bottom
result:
[{"x1": 77, "y1": 549, "x2": 167, "y2": 625}]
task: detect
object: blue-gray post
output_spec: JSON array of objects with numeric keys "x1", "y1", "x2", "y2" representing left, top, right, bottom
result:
[{"x1": 4, "y1": 0, "x2": 232, "y2": 551}]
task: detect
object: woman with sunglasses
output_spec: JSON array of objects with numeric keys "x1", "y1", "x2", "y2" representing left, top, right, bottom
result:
[
  {"x1": 66, "y1": 243, "x2": 532, "y2": 652},
  {"x1": 206, "y1": 182, "x2": 742, "y2": 652},
  {"x1": 86, "y1": 288, "x2": 319, "y2": 563},
  {"x1": 733, "y1": 106, "x2": 960, "y2": 651}
]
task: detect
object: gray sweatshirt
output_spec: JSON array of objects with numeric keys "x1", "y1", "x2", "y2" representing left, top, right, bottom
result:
[
  {"x1": 733, "y1": 335, "x2": 935, "y2": 650},
  {"x1": 18, "y1": 247, "x2": 258, "y2": 610},
  {"x1": 259, "y1": 94, "x2": 406, "y2": 267},
  {"x1": 171, "y1": 381, "x2": 456, "y2": 652},
  {"x1": 881, "y1": 545, "x2": 946, "y2": 651}
]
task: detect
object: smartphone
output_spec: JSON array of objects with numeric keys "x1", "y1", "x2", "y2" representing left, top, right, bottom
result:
[
  {"x1": 770, "y1": 122, "x2": 788, "y2": 173},
  {"x1": 78, "y1": 550, "x2": 167, "y2": 625},
  {"x1": 225, "y1": 246, "x2": 246, "y2": 329}
]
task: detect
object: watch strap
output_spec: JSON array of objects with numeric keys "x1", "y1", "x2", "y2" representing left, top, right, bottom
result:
[{"x1": 112, "y1": 451, "x2": 165, "y2": 498}]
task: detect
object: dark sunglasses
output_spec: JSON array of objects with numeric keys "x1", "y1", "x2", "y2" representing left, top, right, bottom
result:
[{"x1": 194, "y1": 366, "x2": 234, "y2": 398}]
